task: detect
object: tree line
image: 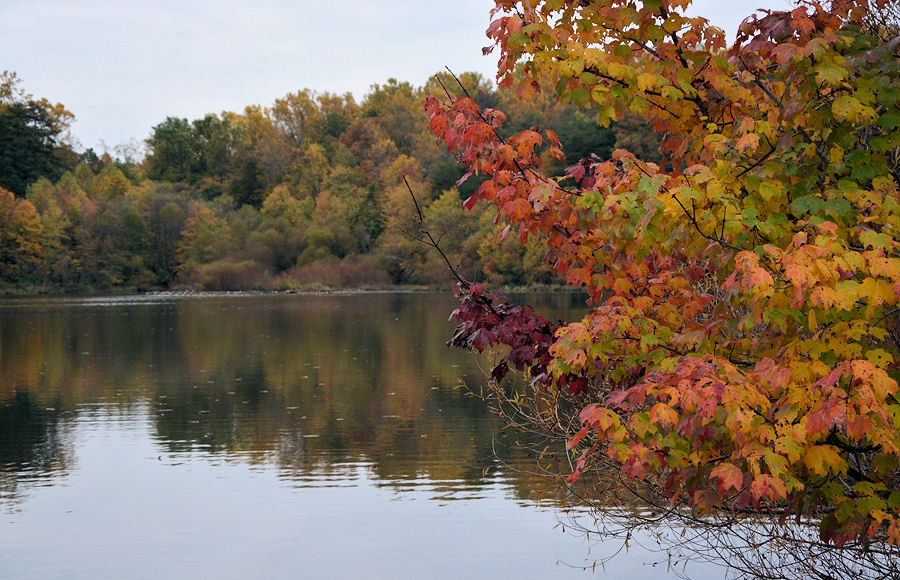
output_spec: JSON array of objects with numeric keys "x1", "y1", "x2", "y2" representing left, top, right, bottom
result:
[{"x1": 0, "y1": 70, "x2": 658, "y2": 294}]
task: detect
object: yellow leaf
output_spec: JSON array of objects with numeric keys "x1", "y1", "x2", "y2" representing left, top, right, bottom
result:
[
  {"x1": 830, "y1": 146, "x2": 844, "y2": 165},
  {"x1": 834, "y1": 280, "x2": 859, "y2": 310},
  {"x1": 607, "y1": 62, "x2": 628, "y2": 79},
  {"x1": 832, "y1": 95, "x2": 863, "y2": 122},
  {"x1": 859, "y1": 277, "x2": 895, "y2": 307},
  {"x1": 815, "y1": 62, "x2": 848, "y2": 86},
  {"x1": 759, "y1": 180, "x2": 783, "y2": 201},
  {"x1": 735, "y1": 133, "x2": 760, "y2": 153},
  {"x1": 804, "y1": 445, "x2": 845, "y2": 476},
  {"x1": 636, "y1": 72, "x2": 660, "y2": 92},
  {"x1": 866, "y1": 348, "x2": 894, "y2": 368}
]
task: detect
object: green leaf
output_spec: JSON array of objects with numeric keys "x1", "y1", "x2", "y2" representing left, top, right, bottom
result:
[
  {"x1": 815, "y1": 62, "x2": 848, "y2": 86},
  {"x1": 859, "y1": 229, "x2": 893, "y2": 250},
  {"x1": 792, "y1": 195, "x2": 825, "y2": 216},
  {"x1": 877, "y1": 114, "x2": 900, "y2": 131},
  {"x1": 857, "y1": 496, "x2": 887, "y2": 515},
  {"x1": 570, "y1": 87, "x2": 590, "y2": 107},
  {"x1": 823, "y1": 197, "x2": 854, "y2": 220}
]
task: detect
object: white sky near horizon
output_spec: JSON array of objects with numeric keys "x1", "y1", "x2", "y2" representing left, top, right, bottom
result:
[{"x1": 0, "y1": 0, "x2": 792, "y2": 153}]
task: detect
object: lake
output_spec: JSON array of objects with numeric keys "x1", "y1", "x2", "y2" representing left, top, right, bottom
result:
[{"x1": 0, "y1": 292, "x2": 723, "y2": 579}]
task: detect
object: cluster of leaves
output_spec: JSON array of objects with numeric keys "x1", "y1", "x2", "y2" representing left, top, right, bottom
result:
[
  {"x1": 447, "y1": 282, "x2": 560, "y2": 387},
  {"x1": 430, "y1": 0, "x2": 900, "y2": 555}
]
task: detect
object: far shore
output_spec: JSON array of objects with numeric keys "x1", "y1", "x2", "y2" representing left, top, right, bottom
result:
[{"x1": 0, "y1": 284, "x2": 583, "y2": 300}]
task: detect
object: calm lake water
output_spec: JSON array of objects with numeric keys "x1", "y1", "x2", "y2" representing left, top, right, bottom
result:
[{"x1": 0, "y1": 292, "x2": 723, "y2": 579}]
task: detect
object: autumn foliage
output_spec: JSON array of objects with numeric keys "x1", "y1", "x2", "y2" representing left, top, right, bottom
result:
[{"x1": 428, "y1": 0, "x2": 900, "y2": 551}]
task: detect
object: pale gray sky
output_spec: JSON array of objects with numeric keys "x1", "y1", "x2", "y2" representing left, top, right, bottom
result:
[{"x1": 0, "y1": 0, "x2": 791, "y2": 152}]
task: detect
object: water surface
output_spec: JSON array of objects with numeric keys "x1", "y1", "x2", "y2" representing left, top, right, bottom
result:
[{"x1": 0, "y1": 292, "x2": 721, "y2": 579}]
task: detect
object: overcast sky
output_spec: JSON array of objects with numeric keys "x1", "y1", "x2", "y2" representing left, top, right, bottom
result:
[{"x1": 1, "y1": 0, "x2": 791, "y2": 152}]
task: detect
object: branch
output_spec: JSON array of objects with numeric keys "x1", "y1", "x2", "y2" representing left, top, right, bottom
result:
[
  {"x1": 399, "y1": 176, "x2": 471, "y2": 290},
  {"x1": 443, "y1": 67, "x2": 564, "y2": 193}
]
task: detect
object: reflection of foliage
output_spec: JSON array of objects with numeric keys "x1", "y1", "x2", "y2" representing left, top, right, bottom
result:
[
  {"x1": 0, "y1": 391, "x2": 71, "y2": 506},
  {"x1": 558, "y1": 500, "x2": 900, "y2": 580},
  {"x1": 0, "y1": 294, "x2": 584, "y2": 499},
  {"x1": 149, "y1": 294, "x2": 510, "y2": 484},
  {"x1": 0, "y1": 392, "x2": 66, "y2": 468}
]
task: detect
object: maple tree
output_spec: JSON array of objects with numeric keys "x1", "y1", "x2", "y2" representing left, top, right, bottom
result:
[{"x1": 425, "y1": 0, "x2": 900, "y2": 574}]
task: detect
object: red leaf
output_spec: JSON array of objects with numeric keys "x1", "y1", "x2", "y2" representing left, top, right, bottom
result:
[
  {"x1": 749, "y1": 474, "x2": 786, "y2": 503},
  {"x1": 567, "y1": 425, "x2": 590, "y2": 450},
  {"x1": 565, "y1": 163, "x2": 586, "y2": 182},
  {"x1": 710, "y1": 463, "x2": 744, "y2": 494}
]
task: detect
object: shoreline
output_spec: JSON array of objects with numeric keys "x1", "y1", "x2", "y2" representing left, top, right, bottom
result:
[{"x1": 0, "y1": 284, "x2": 584, "y2": 301}]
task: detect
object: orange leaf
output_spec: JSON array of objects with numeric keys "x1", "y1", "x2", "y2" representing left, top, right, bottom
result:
[
  {"x1": 710, "y1": 463, "x2": 744, "y2": 494},
  {"x1": 567, "y1": 425, "x2": 590, "y2": 450},
  {"x1": 735, "y1": 132, "x2": 760, "y2": 153},
  {"x1": 648, "y1": 402, "x2": 678, "y2": 428},
  {"x1": 750, "y1": 474, "x2": 787, "y2": 503}
]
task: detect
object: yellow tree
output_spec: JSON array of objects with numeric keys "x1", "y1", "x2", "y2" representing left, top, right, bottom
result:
[{"x1": 0, "y1": 187, "x2": 43, "y2": 286}]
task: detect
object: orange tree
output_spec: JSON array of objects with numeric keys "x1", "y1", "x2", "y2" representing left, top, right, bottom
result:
[{"x1": 425, "y1": 0, "x2": 900, "y2": 573}]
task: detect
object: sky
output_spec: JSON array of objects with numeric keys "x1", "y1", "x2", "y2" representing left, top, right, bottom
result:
[{"x1": 1, "y1": 0, "x2": 792, "y2": 153}]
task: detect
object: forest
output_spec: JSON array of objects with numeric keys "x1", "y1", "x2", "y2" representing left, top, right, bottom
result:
[{"x1": 0, "y1": 69, "x2": 657, "y2": 294}]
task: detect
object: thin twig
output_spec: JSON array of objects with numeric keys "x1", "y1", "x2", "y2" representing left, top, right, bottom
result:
[{"x1": 400, "y1": 176, "x2": 470, "y2": 289}]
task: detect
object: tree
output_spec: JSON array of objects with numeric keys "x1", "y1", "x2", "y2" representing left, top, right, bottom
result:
[
  {"x1": 143, "y1": 117, "x2": 199, "y2": 182},
  {"x1": 425, "y1": 0, "x2": 900, "y2": 577},
  {"x1": 0, "y1": 187, "x2": 43, "y2": 287},
  {"x1": 270, "y1": 89, "x2": 323, "y2": 150},
  {"x1": 26, "y1": 178, "x2": 73, "y2": 288},
  {"x1": 0, "y1": 72, "x2": 75, "y2": 195}
]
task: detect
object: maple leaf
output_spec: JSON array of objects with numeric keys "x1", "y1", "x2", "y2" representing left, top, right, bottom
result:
[
  {"x1": 804, "y1": 445, "x2": 845, "y2": 477},
  {"x1": 832, "y1": 95, "x2": 865, "y2": 122},
  {"x1": 735, "y1": 132, "x2": 760, "y2": 153},
  {"x1": 750, "y1": 474, "x2": 787, "y2": 504},
  {"x1": 859, "y1": 277, "x2": 895, "y2": 307},
  {"x1": 649, "y1": 402, "x2": 678, "y2": 428},
  {"x1": 710, "y1": 463, "x2": 744, "y2": 494},
  {"x1": 567, "y1": 425, "x2": 590, "y2": 450}
]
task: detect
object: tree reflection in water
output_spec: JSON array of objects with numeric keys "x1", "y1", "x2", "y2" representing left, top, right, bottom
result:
[
  {"x1": 0, "y1": 391, "x2": 72, "y2": 507},
  {"x1": 13, "y1": 292, "x2": 890, "y2": 577},
  {"x1": 0, "y1": 293, "x2": 583, "y2": 507}
]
